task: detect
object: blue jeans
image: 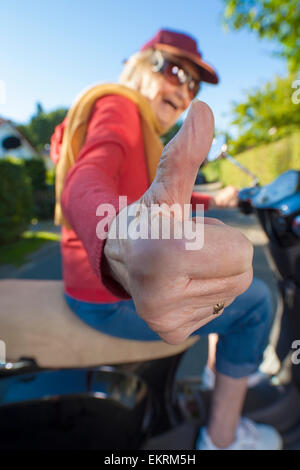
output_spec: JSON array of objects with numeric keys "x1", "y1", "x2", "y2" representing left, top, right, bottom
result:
[{"x1": 65, "y1": 277, "x2": 272, "y2": 379}]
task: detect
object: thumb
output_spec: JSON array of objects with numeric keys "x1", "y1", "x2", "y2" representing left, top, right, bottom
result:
[{"x1": 145, "y1": 100, "x2": 214, "y2": 212}]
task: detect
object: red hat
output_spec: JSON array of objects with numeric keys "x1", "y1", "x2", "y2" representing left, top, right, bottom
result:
[{"x1": 140, "y1": 28, "x2": 219, "y2": 84}]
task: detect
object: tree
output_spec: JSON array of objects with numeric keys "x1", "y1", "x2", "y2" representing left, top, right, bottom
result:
[
  {"x1": 17, "y1": 102, "x2": 67, "y2": 152},
  {"x1": 223, "y1": 0, "x2": 300, "y2": 72},
  {"x1": 227, "y1": 73, "x2": 300, "y2": 154}
]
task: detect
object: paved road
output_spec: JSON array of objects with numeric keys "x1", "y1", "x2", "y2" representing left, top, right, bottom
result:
[{"x1": 0, "y1": 221, "x2": 62, "y2": 280}]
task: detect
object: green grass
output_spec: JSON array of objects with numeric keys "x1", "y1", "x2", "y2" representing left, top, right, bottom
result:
[{"x1": 0, "y1": 231, "x2": 61, "y2": 267}]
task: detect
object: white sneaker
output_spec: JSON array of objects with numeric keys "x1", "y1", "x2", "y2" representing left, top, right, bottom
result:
[
  {"x1": 200, "y1": 366, "x2": 268, "y2": 391},
  {"x1": 196, "y1": 417, "x2": 283, "y2": 450}
]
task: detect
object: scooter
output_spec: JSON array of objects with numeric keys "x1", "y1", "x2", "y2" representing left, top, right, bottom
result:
[
  {"x1": 1, "y1": 141, "x2": 300, "y2": 450},
  {"x1": 213, "y1": 138, "x2": 300, "y2": 393}
]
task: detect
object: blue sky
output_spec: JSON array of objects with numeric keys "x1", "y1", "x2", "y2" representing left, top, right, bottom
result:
[{"x1": 0, "y1": 0, "x2": 287, "y2": 134}]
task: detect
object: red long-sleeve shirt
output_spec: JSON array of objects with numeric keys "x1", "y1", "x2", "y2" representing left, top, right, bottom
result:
[{"x1": 60, "y1": 94, "x2": 211, "y2": 303}]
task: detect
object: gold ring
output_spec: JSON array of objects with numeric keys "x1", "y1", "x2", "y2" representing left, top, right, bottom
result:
[{"x1": 213, "y1": 302, "x2": 225, "y2": 315}]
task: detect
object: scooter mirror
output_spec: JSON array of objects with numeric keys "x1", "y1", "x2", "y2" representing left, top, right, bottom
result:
[
  {"x1": 206, "y1": 135, "x2": 227, "y2": 161},
  {"x1": 206, "y1": 135, "x2": 259, "y2": 186}
]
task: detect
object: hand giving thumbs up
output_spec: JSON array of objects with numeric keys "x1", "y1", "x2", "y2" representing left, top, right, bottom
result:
[{"x1": 104, "y1": 100, "x2": 253, "y2": 344}]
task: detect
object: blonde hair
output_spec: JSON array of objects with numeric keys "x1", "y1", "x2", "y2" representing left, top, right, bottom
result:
[{"x1": 119, "y1": 49, "x2": 158, "y2": 92}]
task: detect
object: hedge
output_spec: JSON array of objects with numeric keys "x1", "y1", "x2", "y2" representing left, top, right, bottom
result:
[
  {"x1": 24, "y1": 158, "x2": 55, "y2": 219},
  {"x1": 0, "y1": 158, "x2": 34, "y2": 243},
  {"x1": 24, "y1": 158, "x2": 47, "y2": 191},
  {"x1": 32, "y1": 185, "x2": 55, "y2": 220},
  {"x1": 219, "y1": 131, "x2": 300, "y2": 188}
]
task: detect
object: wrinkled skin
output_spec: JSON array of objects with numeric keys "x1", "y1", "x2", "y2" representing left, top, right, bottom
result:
[{"x1": 104, "y1": 101, "x2": 253, "y2": 344}]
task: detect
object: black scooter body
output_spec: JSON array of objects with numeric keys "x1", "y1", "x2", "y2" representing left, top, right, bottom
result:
[{"x1": 239, "y1": 170, "x2": 300, "y2": 387}]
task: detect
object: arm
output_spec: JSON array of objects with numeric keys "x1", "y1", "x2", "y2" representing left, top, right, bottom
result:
[
  {"x1": 61, "y1": 94, "x2": 143, "y2": 297},
  {"x1": 211, "y1": 186, "x2": 238, "y2": 208},
  {"x1": 191, "y1": 187, "x2": 239, "y2": 211}
]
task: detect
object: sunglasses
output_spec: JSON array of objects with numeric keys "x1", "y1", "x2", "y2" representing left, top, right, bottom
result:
[{"x1": 153, "y1": 55, "x2": 201, "y2": 99}]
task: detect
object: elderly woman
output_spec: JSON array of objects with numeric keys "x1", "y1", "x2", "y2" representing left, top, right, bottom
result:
[{"x1": 51, "y1": 29, "x2": 281, "y2": 450}]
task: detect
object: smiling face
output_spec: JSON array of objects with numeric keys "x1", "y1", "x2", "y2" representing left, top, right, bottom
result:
[{"x1": 138, "y1": 53, "x2": 201, "y2": 132}]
